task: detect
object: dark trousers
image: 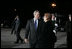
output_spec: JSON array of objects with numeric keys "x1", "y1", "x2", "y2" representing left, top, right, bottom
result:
[
  {"x1": 67, "y1": 32, "x2": 72, "y2": 48},
  {"x1": 15, "y1": 30, "x2": 23, "y2": 42},
  {"x1": 29, "y1": 43, "x2": 37, "y2": 48},
  {"x1": 29, "y1": 43, "x2": 54, "y2": 48},
  {"x1": 67, "y1": 40, "x2": 72, "y2": 48},
  {"x1": 35, "y1": 42, "x2": 55, "y2": 48}
]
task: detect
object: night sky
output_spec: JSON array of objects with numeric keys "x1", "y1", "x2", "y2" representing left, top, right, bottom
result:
[{"x1": 1, "y1": 0, "x2": 72, "y2": 27}]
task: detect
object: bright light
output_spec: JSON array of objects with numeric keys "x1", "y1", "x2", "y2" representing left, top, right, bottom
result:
[{"x1": 51, "y1": 3, "x2": 56, "y2": 8}]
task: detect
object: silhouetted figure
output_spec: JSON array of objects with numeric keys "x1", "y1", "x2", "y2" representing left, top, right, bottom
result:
[
  {"x1": 36, "y1": 13, "x2": 57, "y2": 48},
  {"x1": 11, "y1": 15, "x2": 23, "y2": 44},
  {"x1": 51, "y1": 14, "x2": 58, "y2": 34},
  {"x1": 66, "y1": 14, "x2": 71, "y2": 48},
  {"x1": 24, "y1": 10, "x2": 42, "y2": 48}
]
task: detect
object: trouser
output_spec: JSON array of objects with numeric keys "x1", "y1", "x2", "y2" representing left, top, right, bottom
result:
[
  {"x1": 67, "y1": 40, "x2": 72, "y2": 48},
  {"x1": 35, "y1": 43, "x2": 55, "y2": 48},
  {"x1": 29, "y1": 42, "x2": 38, "y2": 48},
  {"x1": 29, "y1": 42, "x2": 54, "y2": 48},
  {"x1": 29, "y1": 43, "x2": 36, "y2": 48},
  {"x1": 15, "y1": 30, "x2": 23, "y2": 42}
]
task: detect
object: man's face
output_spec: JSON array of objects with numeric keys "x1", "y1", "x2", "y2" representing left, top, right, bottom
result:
[
  {"x1": 69, "y1": 16, "x2": 71, "y2": 21},
  {"x1": 15, "y1": 16, "x2": 19, "y2": 20},
  {"x1": 52, "y1": 16, "x2": 55, "y2": 19},
  {"x1": 34, "y1": 12, "x2": 40, "y2": 19},
  {"x1": 16, "y1": 16, "x2": 18, "y2": 18}
]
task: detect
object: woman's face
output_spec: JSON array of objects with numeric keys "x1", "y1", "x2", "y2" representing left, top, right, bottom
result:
[
  {"x1": 44, "y1": 16, "x2": 48, "y2": 20},
  {"x1": 44, "y1": 13, "x2": 50, "y2": 21}
]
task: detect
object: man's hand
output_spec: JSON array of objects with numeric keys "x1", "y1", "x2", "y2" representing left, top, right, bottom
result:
[{"x1": 24, "y1": 38, "x2": 29, "y2": 43}]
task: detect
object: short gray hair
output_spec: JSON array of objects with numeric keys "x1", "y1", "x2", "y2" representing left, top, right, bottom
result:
[{"x1": 33, "y1": 10, "x2": 39, "y2": 15}]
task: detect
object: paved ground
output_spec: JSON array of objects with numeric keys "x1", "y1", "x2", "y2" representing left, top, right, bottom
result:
[{"x1": 1, "y1": 28, "x2": 67, "y2": 48}]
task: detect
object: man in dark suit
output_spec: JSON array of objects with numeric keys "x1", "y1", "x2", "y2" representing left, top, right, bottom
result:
[
  {"x1": 24, "y1": 10, "x2": 42, "y2": 48},
  {"x1": 66, "y1": 14, "x2": 71, "y2": 48},
  {"x1": 11, "y1": 15, "x2": 23, "y2": 44}
]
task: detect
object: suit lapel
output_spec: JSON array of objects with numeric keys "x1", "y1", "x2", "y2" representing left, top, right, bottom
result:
[
  {"x1": 37, "y1": 19, "x2": 40, "y2": 31},
  {"x1": 31, "y1": 19, "x2": 36, "y2": 31},
  {"x1": 31, "y1": 19, "x2": 41, "y2": 32}
]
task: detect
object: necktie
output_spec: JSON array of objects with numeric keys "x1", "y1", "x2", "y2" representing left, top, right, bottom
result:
[{"x1": 35, "y1": 20, "x2": 37, "y2": 30}]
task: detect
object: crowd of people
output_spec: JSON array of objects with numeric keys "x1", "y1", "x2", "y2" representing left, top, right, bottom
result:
[{"x1": 11, "y1": 10, "x2": 71, "y2": 48}]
